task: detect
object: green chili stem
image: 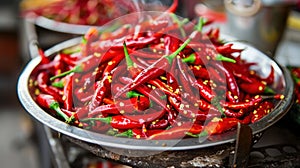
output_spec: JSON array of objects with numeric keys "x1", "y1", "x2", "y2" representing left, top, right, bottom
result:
[
  {"x1": 49, "y1": 102, "x2": 70, "y2": 122},
  {"x1": 264, "y1": 86, "x2": 275, "y2": 95},
  {"x1": 165, "y1": 37, "x2": 192, "y2": 64},
  {"x1": 211, "y1": 97, "x2": 225, "y2": 116},
  {"x1": 50, "y1": 65, "x2": 83, "y2": 81},
  {"x1": 115, "y1": 129, "x2": 133, "y2": 138},
  {"x1": 182, "y1": 53, "x2": 196, "y2": 63},
  {"x1": 51, "y1": 80, "x2": 65, "y2": 88},
  {"x1": 215, "y1": 54, "x2": 236, "y2": 63},
  {"x1": 126, "y1": 91, "x2": 143, "y2": 98},
  {"x1": 170, "y1": 13, "x2": 189, "y2": 37},
  {"x1": 195, "y1": 17, "x2": 207, "y2": 32},
  {"x1": 62, "y1": 45, "x2": 81, "y2": 54},
  {"x1": 186, "y1": 130, "x2": 208, "y2": 138},
  {"x1": 292, "y1": 74, "x2": 300, "y2": 85},
  {"x1": 81, "y1": 117, "x2": 112, "y2": 124},
  {"x1": 123, "y1": 42, "x2": 134, "y2": 69}
]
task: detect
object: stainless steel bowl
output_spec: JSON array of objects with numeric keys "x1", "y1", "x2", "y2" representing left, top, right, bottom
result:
[{"x1": 17, "y1": 37, "x2": 294, "y2": 151}]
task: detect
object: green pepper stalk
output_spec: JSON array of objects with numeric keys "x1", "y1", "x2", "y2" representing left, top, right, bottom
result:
[
  {"x1": 36, "y1": 94, "x2": 72, "y2": 123},
  {"x1": 50, "y1": 65, "x2": 83, "y2": 81}
]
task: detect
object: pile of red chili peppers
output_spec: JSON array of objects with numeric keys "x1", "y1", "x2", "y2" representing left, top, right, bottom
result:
[
  {"x1": 29, "y1": 14, "x2": 284, "y2": 140},
  {"x1": 21, "y1": 0, "x2": 178, "y2": 26},
  {"x1": 288, "y1": 66, "x2": 300, "y2": 125}
]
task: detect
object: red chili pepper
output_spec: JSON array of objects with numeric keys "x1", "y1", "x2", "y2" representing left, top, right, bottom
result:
[
  {"x1": 81, "y1": 27, "x2": 100, "y2": 57},
  {"x1": 193, "y1": 79, "x2": 214, "y2": 102},
  {"x1": 166, "y1": 0, "x2": 178, "y2": 13},
  {"x1": 147, "y1": 122, "x2": 203, "y2": 140},
  {"x1": 135, "y1": 84, "x2": 171, "y2": 113},
  {"x1": 130, "y1": 50, "x2": 163, "y2": 59},
  {"x1": 49, "y1": 54, "x2": 98, "y2": 81},
  {"x1": 214, "y1": 62, "x2": 240, "y2": 101},
  {"x1": 166, "y1": 57, "x2": 180, "y2": 91},
  {"x1": 207, "y1": 65, "x2": 226, "y2": 84},
  {"x1": 290, "y1": 67, "x2": 300, "y2": 79},
  {"x1": 251, "y1": 101, "x2": 274, "y2": 123},
  {"x1": 176, "y1": 56, "x2": 198, "y2": 94},
  {"x1": 89, "y1": 75, "x2": 110, "y2": 111},
  {"x1": 115, "y1": 30, "x2": 197, "y2": 98},
  {"x1": 240, "y1": 81, "x2": 275, "y2": 95},
  {"x1": 36, "y1": 94, "x2": 70, "y2": 122},
  {"x1": 167, "y1": 109, "x2": 178, "y2": 125},
  {"x1": 100, "y1": 24, "x2": 131, "y2": 40},
  {"x1": 38, "y1": 48, "x2": 50, "y2": 65},
  {"x1": 190, "y1": 65, "x2": 209, "y2": 79},
  {"x1": 123, "y1": 41, "x2": 140, "y2": 77},
  {"x1": 87, "y1": 102, "x2": 134, "y2": 117},
  {"x1": 222, "y1": 95, "x2": 262, "y2": 110},
  {"x1": 187, "y1": 118, "x2": 239, "y2": 137},
  {"x1": 148, "y1": 79, "x2": 181, "y2": 101},
  {"x1": 37, "y1": 72, "x2": 63, "y2": 103},
  {"x1": 216, "y1": 43, "x2": 244, "y2": 55},
  {"x1": 83, "y1": 115, "x2": 143, "y2": 129},
  {"x1": 63, "y1": 75, "x2": 73, "y2": 111},
  {"x1": 205, "y1": 117, "x2": 239, "y2": 135},
  {"x1": 83, "y1": 108, "x2": 166, "y2": 130},
  {"x1": 168, "y1": 96, "x2": 208, "y2": 120},
  {"x1": 148, "y1": 119, "x2": 169, "y2": 130},
  {"x1": 88, "y1": 97, "x2": 150, "y2": 117},
  {"x1": 102, "y1": 53, "x2": 124, "y2": 77}
]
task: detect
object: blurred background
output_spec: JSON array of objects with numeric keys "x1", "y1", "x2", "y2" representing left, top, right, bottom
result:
[
  {"x1": 0, "y1": 0, "x2": 39, "y2": 167},
  {"x1": 0, "y1": 0, "x2": 300, "y2": 167}
]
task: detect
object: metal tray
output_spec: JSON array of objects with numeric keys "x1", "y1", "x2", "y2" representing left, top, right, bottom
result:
[{"x1": 17, "y1": 37, "x2": 294, "y2": 151}]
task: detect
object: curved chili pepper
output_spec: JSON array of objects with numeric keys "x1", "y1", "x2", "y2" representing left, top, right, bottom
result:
[
  {"x1": 88, "y1": 97, "x2": 150, "y2": 117},
  {"x1": 148, "y1": 119, "x2": 169, "y2": 130},
  {"x1": 63, "y1": 75, "x2": 73, "y2": 111},
  {"x1": 166, "y1": 0, "x2": 178, "y2": 13},
  {"x1": 87, "y1": 103, "x2": 133, "y2": 117},
  {"x1": 102, "y1": 52, "x2": 124, "y2": 78},
  {"x1": 192, "y1": 79, "x2": 214, "y2": 102},
  {"x1": 214, "y1": 62, "x2": 240, "y2": 101},
  {"x1": 115, "y1": 30, "x2": 196, "y2": 98},
  {"x1": 38, "y1": 48, "x2": 50, "y2": 65},
  {"x1": 216, "y1": 43, "x2": 244, "y2": 55},
  {"x1": 37, "y1": 72, "x2": 63, "y2": 103},
  {"x1": 147, "y1": 122, "x2": 203, "y2": 140},
  {"x1": 89, "y1": 75, "x2": 111, "y2": 111},
  {"x1": 148, "y1": 79, "x2": 181, "y2": 101},
  {"x1": 190, "y1": 65, "x2": 209, "y2": 79},
  {"x1": 123, "y1": 42, "x2": 140, "y2": 77},
  {"x1": 83, "y1": 108, "x2": 166, "y2": 129},
  {"x1": 239, "y1": 81, "x2": 275, "y2": 95},
  {"x1": 89, "y1": 115, "x2": 143, "y2": 129},
  {"x1": 166, "y1": 56, "x2": 179, "y2": 91},
  {"x1": 49, "y1": 54, "x2": 96, "y2": 81},
  {"x1": 251, "y1": 101, "x2": 274, "y2": 123},
  {"x1": 167, "y1": 109, "x2": 178, "y2": 125},
  {"x1": 183, "y1": 52, "x2": 235, "y2": 65},
  {"x1": 187, "y1": 118, "x2": 239, "y2": 137},
  {"x1": 36, "y1": 94, "x2": 70, "y2": 122},
  {"x1": 168, "y1": 96, "x2": 205, "y2": 120}
]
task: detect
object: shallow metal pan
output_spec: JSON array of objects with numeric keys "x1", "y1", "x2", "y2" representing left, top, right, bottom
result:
[{"x1": 17, "y1": 37, "x2": 294, "y2": 151}]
